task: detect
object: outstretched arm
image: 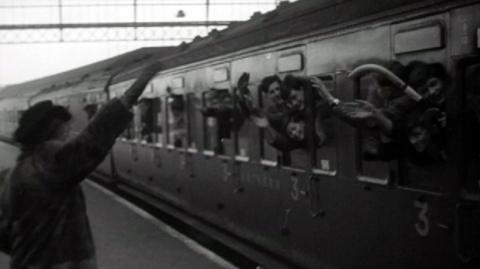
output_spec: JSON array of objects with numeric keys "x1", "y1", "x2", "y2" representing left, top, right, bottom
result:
[
  {"x1": 310, "y1": 77, "x2": 393, "y2": 134},
  {"x1": 333, "y1": 100, "x2": 393, "y2": 135},
  {"x1": 36, "y1": 62, "x2": 162, "y2": 188},
  {"x1": 119, "y1": 63, "x2": 161, "y2": 108}
]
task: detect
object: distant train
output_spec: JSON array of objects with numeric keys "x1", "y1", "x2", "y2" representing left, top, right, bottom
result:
[{"x1": 1, "y1": 0, "x2": 480, "y2": 268}]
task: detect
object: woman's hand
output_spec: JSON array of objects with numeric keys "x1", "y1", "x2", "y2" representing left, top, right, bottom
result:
[
  {"x1": 335, "y1": 100, "x2": 392, "y2": 133},
  {"x1": 310, "y1": 77, "x2": 339, "y2": 106},
  {"x1": 120, "y1": 61, "x2": 162, "y2": 108}
]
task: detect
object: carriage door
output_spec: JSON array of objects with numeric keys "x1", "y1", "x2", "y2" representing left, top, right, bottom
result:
[
  {"x1": 455, "y1": 60, "x2": 480, "y2": 266},
  {"x1": 164, "y1": 78, "x2": 189, "y2": 203},
  {"x1": 192, "y1": 65, "x2": 234, "y2": 223},
  {"x1": 451, "y1": 4, "x2": 480, "y2": 195},
  {"x1": 391, "y1": 14, "x2": 450, "y2": 193},
  {"x1": 452, "y1": 5, "x2": 480, "y2": 264}
]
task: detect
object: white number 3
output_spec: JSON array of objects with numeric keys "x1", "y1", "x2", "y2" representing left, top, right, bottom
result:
[{"x1": 414, "y1": 200, "x2": 430, "y2": 237}]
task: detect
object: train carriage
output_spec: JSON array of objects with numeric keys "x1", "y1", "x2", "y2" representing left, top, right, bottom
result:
[{"x1": 1, "y1": 0, "x2": 480, "y2": 268}]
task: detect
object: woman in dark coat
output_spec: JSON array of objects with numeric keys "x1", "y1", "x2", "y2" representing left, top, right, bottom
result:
[{"x1": 0, "y1": 62, "x2": 160, "y2": 269}]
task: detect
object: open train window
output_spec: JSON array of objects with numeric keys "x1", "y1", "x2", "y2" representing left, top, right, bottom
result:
[
  {"x1": 258, "y1": 76, "x2": 281, "y2": 166},
  {"x1": 284, "y1": 75, "x2": 309, "y2": 170},
  {"x1": 312, "y1": 75, "x2": 337, "y2": 175},
  {"x1": 186, "y1": 93, "x2": 201, "y2": 151},
  {"x1": 462, "y1": 63, "x2": 480, "y2": 193},
  {"x1": 138, "y1": 97, "x2": 162, "y2": 143},
  {"x1": 233, "y1": 80, "x2": 256, "y2": 161},
  {"x1": 355, "y1": 73, "x2": 391, "y2": 185},
  {"x1": 83, "y1": 92, "x2": 107, "y2": 121},
  {"x1": 83, "y1": 104, "x2": 98, "y2": 121},
  {"x1": 258, "y1": 74, "x2": 313, "y2": 169},
  {"x1": 121, "y1": 121, "x2": 135, "y2": 140},
  {"x1": 166, "y1": 93, "x2": 186, "y2": 149},
  {"x1": 202, "y1": 88, "x2": 234, "y2": 155}
]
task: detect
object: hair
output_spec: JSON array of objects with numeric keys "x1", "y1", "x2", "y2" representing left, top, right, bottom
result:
[
  {"x1": 287, "y1": 113, "x2": 306, "y2": 125},
  {"x1": 282, "y1": 75, "x2": 309, "y2": 93},
  {"x1": 259, "y1": 75, "x2": 289, "y2": 99},
  {"x1": 14, "y1": 100, "x2": 71, "y2": 150},
  {"x1": 406, "y1": 61, "x2": 447, "y2": 88}
]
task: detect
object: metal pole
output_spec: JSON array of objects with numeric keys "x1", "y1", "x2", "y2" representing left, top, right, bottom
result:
[
  {"x1": 206, "y1": 0, "x2": 210, "y2": 30},
  {"x1": 133, "y1": 0, "x2": 137, "y2": 40},
  {"x1": 58, "y1": 0, "x2": 63, "y2": 42}
]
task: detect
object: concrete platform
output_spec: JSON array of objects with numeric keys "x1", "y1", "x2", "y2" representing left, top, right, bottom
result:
[{"x1": 0, "y1": 142, "x2": 236, "y2": 269}]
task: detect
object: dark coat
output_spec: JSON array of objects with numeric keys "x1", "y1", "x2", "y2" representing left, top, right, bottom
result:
[{"x1": 1, "y1": 98, "x2": 132, "y2": 269}]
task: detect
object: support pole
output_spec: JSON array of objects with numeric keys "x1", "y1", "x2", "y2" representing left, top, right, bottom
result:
[{"x1": 58, "y1": 0, "x2": 63, "y2": 42}]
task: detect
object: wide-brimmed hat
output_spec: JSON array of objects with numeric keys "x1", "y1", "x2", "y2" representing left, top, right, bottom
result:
[{"x1": 14, "y1": 100, "x2": 71, "y2": 148}]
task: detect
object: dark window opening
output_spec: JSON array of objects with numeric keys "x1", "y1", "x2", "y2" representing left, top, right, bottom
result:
[
  {"x1": 463, "y1": 63, "x2": 480, "y2": 192},
  {"x1": 311, "y1": 75, "x2": 337, "y2": 174},
  {"x1": 166, "y1": 93, "x2": 186, "y2": 148},
  {"x1": 202, "y1": 88, "x2": 234, "y2": 155},
  {"x1": 138, "y1": 98, "x2": 162, "y2": 143},
  {"x1": 83, "y1": 104, "x2": 98, "y2": 121},
  {"x1": 186, "y1": 93, "x2": 201, "y2": 150}
]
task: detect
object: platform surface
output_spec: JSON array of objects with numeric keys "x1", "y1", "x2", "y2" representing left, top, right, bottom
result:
[{"x1": 0, "y1": 142, "x2": 235, "y2": 269}]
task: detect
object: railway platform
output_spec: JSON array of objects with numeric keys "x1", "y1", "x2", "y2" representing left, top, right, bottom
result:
[{"x1": 0, "y1": 141, "x2": 237, "y2": 269}]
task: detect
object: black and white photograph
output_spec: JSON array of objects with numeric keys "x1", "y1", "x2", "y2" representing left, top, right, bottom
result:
[{"x1": 0, "y1": 0, "x2": 479, "y2": 268}]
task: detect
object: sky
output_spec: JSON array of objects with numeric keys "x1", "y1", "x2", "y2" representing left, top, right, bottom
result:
[{"x1": 0, "y1": 0, "x2": 284, "y2": 87}]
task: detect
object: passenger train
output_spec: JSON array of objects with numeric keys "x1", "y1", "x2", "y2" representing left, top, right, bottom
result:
[{"x1": 1, "y1": 0, "x2": 480, "y2": 268}]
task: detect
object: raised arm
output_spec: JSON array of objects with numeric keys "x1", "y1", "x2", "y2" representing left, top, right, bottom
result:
[{"x1": 36, "y1": 62, "x2": 162, "y2": 188}]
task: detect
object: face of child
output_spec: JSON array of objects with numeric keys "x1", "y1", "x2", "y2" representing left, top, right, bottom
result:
[
  {"x1": 287, "y1": 121, "x2": 305, "y2": 141},
  {"x1": 288, "y1": 89, "x2": 305, "y2": 111},
  {"x1": 374, "y1": 75, "x2": 397, "y2": 100},
  {"x1": 409, "y1": 126, "x2": 430, "y2": 153},
  {"x1": 267, "y1": 81, "x2": 283, "y2": 105},
  {"x1": 415, "y1": 77, "x2": 444, "y2": 105}
]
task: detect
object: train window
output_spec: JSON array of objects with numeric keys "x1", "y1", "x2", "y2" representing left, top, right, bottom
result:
[
  {"x1": 138, "y1": 98, "x2": 162, "y2": 143},
  {"x1": 121, "y1": 120, "x2": 135, "y2": 140},
  {"x1": 166, "y1": 93, "x2": 186, "y2": 148},
  {"x1": 356, "y1": 73, "x2": 390, "y2": 184},
  {"x1": 286, "y1": 75, "x2": 309, "y2": 169},
  {"x1": 258, "y1": 76, "x2": 281, "y2": 165},
  {"x1": 56, "y1": 97, "x2": 68, "y2": 107},
  {"x1": 312, "y1": 75, "x2": 337, "y2": 175},
  {"x1": 186, "y1": 93, "x2": 201, "y2": 151},
  {"x1": 202, "y1": 88, "x2": 234, "y2": 155},
  {"x1": 172, "y1": 77, "x2": 185, "y2": 89},
  {"x1": 233, "y1": 78, "x2": 256, "y2": 160},
  {"x1": 83, "y1": 104, "x2": 98, "y2": 121},
  {"x1": 278, "y1": 53, "x2": 303, "y2": 73},
  {"x1": 477, "y1": 28, "x2": 480, "y2": 48},
  {"x1": 155, "y1": 97, "x2": 164, "y2": 145},
  {"x1": 394, "y1": 24, "x2": 443, "y2": 54},
  {"x1": 213, "y1": 68, "x2": 229, "y2": 83},
  {"x1": 462, "y1": 63, "x2": 480, "y2": 192},
  {"x1": 98, "y1": 92, "x2": 107, "y2": 104},
  {"x1": 398, "y1": 61, "x2": 447, "y2": 191}
]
